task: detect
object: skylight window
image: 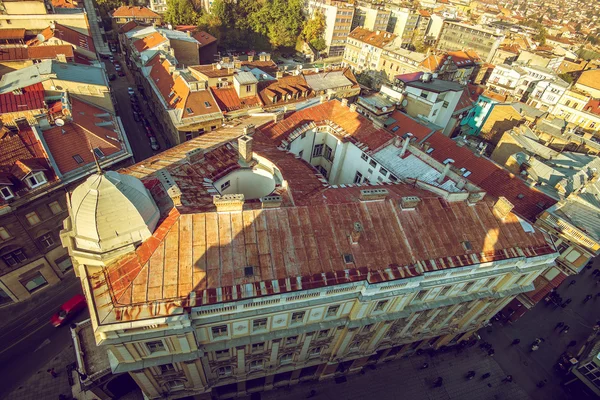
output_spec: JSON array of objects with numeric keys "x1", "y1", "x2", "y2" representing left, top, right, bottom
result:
[
  {"x1": 186, "y1": 107, "x2": 194, "y2": 115},
  {"x1": 426, "y1": 148, "x2": 434, "y2": 154},
  {"x1": 204, "y1": 101, "x2": 211, "y2": 108}
]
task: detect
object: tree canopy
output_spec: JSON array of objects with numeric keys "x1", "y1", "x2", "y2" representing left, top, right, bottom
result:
[{"x1": 164, "y1": 0, "x2": 200, "y2": 26}]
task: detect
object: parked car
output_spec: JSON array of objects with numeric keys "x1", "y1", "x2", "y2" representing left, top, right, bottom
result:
[
  {"x1": 118, "y1": 70, "x2": 125, "y2": 77},
  {"x1": 127, "y1": 87, "x2": 135, "y2": 96},
  {"x1": 108, "y1": 55, "x2": 114, "y2": 63},
  {"x1": 50, "y1": 294, "x2": 87, "y2": 327},
  {"x1": 149, "y1": 136, "x2": 160, "y2": 151},
  {"x1": 145, "y1": 124, "x2": 154, "y2": 137},
  {"x1": 133, "y1": 111, "x2": 141, "y2": 122},
  {"x1": 108, "y1": 74, "x2": 116, "y2": 81}
]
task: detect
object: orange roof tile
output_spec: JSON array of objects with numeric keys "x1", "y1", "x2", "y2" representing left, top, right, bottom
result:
[
  {"x1": 27, "y1": 45, "x2": 74, "y2": 60},
  {"x1": 385, "y1": 110, "x2": 439, "y2": 141},
  {"x1": 258, "y1": 74, "x2": 313, "y2": 108},
  {"x1": 241, "y1": 60, "x2": 278, "y2": 75},
  {"x1": 193, "y1": 31, "x2": 217, "y2": 47},
  {"x1": 118, "y1": 20, "x2": 140, "y2": 34},
  {"x1": 189, "y1": 64, "x2": 233, "y2": 79},
  {"x1": 133, "y1": 32, "x2": 167, "y2": 52},
  {"x1": 348, "y1": 27, "x2": 396, "y2": 49},
  {"x1": 210, "y1": 87, "x2": 262, "y2": 112},
  {"x1": 112, "y1": 6, "x2": 160, "y2": 18},
  {"x1": 0, "y1": 28, "x2": 25, "y2": 40},
  {"x1": 51, "y1": 0, "x2": 79, "y2": 8},
  {"x1": 42, "y1": 98, "x2": 122, "y2": 174}
]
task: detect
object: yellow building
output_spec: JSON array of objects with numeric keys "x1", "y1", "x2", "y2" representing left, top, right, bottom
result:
[{"x1": 63, "y1": 100, "x2": 558, "y2": 399}]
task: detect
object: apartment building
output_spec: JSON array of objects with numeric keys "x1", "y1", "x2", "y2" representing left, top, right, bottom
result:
[
  {"x1": 552, "y1": 89, "x2": 600, "y2": 135},
  {"x1": 487, "y1": 63, "x2": 564, "y2": 106},
  {"x1": 0, "y1": 74, "x2": 133, "y2": 305},
  {"x1": 378, "y1": 46, "x2": 426, "y2": 83},
  {"x1": 306, "y1": 0, "x2": 355, "y2": 57},
  {"x1": 343, "y1": 28, "x2": 396, "y2": 80},
  {"x1": 436, "y1": 22, "x2": 504, "y2": 63},
  {"x1": 111, "y1": 6, "x2": 162, "y2": 26},
  {"x1": 352, "y1": 5, "x2": 390, "y2": 32},
  {"x1": 148, "y1": 0, "x2": 167, "y2": 14},
  {"x1": 386, "y1": 7, "x2": 419, "y2": 47},
  {"x1": 63, "y1": 100, "x2": 557, "y2": 399}
]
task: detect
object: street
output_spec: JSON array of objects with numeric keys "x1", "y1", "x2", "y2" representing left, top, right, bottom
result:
[{"x1": 0, "y1": 273, "x2": 87, "y2": 399}]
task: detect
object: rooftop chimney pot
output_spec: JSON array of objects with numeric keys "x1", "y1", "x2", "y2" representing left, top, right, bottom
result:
[
  {"x1": 349, "y1": 222, "x2": 363, "y2": 244},
  {"x1": 238, "y1": 135, "x2": 253, "y2": 163}
]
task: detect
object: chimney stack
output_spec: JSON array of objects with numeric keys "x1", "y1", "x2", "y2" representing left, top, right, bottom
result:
[
  {"x1": 349, "y1": 222, "x2": 363, "y2": 244},
  {"x1": 400, "y1": 196, "x2": 421, "y2": 210},
  {"x1": 393, "y1": 136, "x2": 402, "y2": 147},
  {"x1": 276, "y1": 71, "x2": 284, "y2": 78},
  {"x1": 438, "y1": 159, "x2": 454, "y2": 183},
  {"x1": 238, "y1": 135, "x2": 253, "y2": 163},
  {"x1": 247, "y1": 54, "x2": 254, "y2": 62},
  {"x1": 467, "y1": 192, "x2": 483, "y2": 205},
  {"x1": 349, "y1": 103, "x2": 357, "y2": 112},
  {"x1": 400, "y1": 133, "x2": 413, "y2": 157},
  {"x1": 186, "y1": 148, "x2": 204, "y2": 164},
  {"x1": 243, "y1": 124, "x2": 255, "y2": 136},
  {"x1": 492, "y1": 197, "x2": 514, "y2": 220},
  {"x1": 260, "y1": 195, "x2": 282, "y2": 209},
  {"x1": 213, "y1": 194, "x2": 245, "y2": 212},
  {"x1": 341, "y1": 98, "x2": 349, "y2": 107},
  {"x1": 156, "y1": 169, "x2": 182, "y2": 206},
  {"x1": 360, "y1": 189, "x2": 388, "y2": 201},
  {"x1": 422, "y1": 142, "x2": 431, "y2": 152}
]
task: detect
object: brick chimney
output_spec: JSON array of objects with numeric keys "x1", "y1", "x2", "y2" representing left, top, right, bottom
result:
[
  {"x1": 467, "y1": 192, "x2": 483, "y2": 205},
  {"x1": 213, "y1": 194, "x2": 245, "y2": 212},
  {"x1": 400, "y1": 133, "x2": 413, "y2": 157},
  {"x1": 349, "y1": 222, "x2": 363, "y2": 244},
  {"x1": 422, "y1": 142, "x2": 431, "y2": 152},
  {"x1": 238, "y1": 135, "x2": 253, "y2": 163},
  {"x1": 186, "y1": 148, "x2": 204, "y2": 164},
  {"x1": 400, "y1": 196, "x2": 421, "y2": 210},
  {"x1": 243, "y1": 124, "x2": 255, "y2": 136},
  {"x1": 156, "y1": 168, "x2": 182, "y2": 206},
  {"x1": 360, "y1": 189, "x2": 388, "y2": 201},
  {"x1": 260, "y1": 195, "x2": 282, "y2": 209},
  {"x1": 247, "y1": 54, "x2": 254, "y2": 62},
  {"x1": 341, "y1": 98, "x2": 348, "y2": 107},
  {"x1": 492, "y1": 197, "x2": 514, "y2": 220}
]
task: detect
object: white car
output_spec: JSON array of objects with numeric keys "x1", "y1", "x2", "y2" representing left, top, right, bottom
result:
[
  {"x1": 115, "y1": 64, "x2": 122, "y2": 71},
  {"x1": 127, "y1": 87, "x2": 135, "y2": 96}
]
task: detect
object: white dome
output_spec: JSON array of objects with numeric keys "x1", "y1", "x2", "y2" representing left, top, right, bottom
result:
[{"x1": 70, "y1": 171, "x2": 160, "y2": 254}]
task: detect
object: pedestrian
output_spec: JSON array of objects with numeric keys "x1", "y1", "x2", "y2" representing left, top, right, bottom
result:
[
  {"x1": 502, "y1": 375, "x2": 513, "y2": 383},
  {"x1": 593, "y1": 268, "x2": 599, "y2": 276},
  {"x1": 561, "y1": 325, "x2": 570, "y2": 334},
  {"x1": 512, "y1": 338, "x2": 521, "y2": 345},
  {"x1": 569, "y1": 279, "x2": 576, "y2": 286},
  {"x1": 466, "y1": 370, "x2": 476, "y2": 380},
  {"x1": 307, "y1": 389, "x2": 317, "y2": 398},
  {"x1": 536, "y1": 380, "x2": 547, "y2": 388},
  {"x1": 585, "y1": 294, "x2": 593, "y2": 303},
  {"x1": 488, "y1": 348, "x2": 495, "y2": 357},
  {"x1": 555, "y1": 321, "x2": 565, "y2": 330},
  {"x1": 433, "y1": 377, "x2": 443, "y2": 387},
  {"x1": 420, "y1": 362, "x2": 429, "y2": 370},
  {"x1": 568, "y1": 340, "x2": 577, "y2": 347},
  {"x1": 481, "y1": 372, "x2": 491, "y2": 380},
  {"x1": 47, "y1": 368, "x2": 58, "y2": 378},
  {"x1": 565, "y1": 298, "x2": 572, "y2": 304}
]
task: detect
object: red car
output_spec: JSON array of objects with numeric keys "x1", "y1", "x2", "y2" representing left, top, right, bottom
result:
[{"x1": 50, "y1": 294, "x2": 87, "y2": 327}]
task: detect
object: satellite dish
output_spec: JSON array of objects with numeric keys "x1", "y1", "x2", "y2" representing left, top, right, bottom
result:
[
  {"x1": 216, "y1": 63, "x2": 222, "y2": 70},
  {"x1": 402, "y1": 99, "x2": 408, "y2": 107},
  {"x1": 36, "y1": 33, "x2": 46, "y2": 43},
  {"x1": 55, "y1": 118, "x2": 65, "y2": 126},
  {"x1": 382, "y1": 106, "x2": 388, "y2": 112},
  {"x1": 167, "y1": 24, "x2": 173, "y2": 30}
]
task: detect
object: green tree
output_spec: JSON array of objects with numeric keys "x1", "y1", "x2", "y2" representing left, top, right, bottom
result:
[
  {"x1": 164, "y1": 0, "x2": 200, "y2": 26},
  {"x1": 310, "y1": 37, "x2": 326, "y2": 51},
  {"x1": 302, "y1": 11, "x2": 325, "y2": 43}
]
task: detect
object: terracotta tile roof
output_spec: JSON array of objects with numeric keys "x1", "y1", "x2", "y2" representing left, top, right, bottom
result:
[
  {"x1": 386, "y1": 110, "x2": 439, "y2": 140},
  {"x1": 526, "y1": 270, "x2": 567, "y2": 303},
  {"x1": 420, "y1": 53, "x2": 446, "y2": 71},
  {"x1": 29, "y1": 23, "x2": 95, "y2": 53},
  {"x1": 42, "y1": 98, "x2": 121, "y2": 174},
  {"x1": 422, "y1": 132, "x2": 556, "y2": 221},
  {"x1": 348, "y1": 27, "x2": 396, "y2": 49},
  {"x1": 210, "y1": 87, "x2": 262, "y2": 112},
  {"x1": 193, "y1": 31, "x2": 217, "y2": 47},
  {"x1": 133, "y1": 32, "x2": 167, "y2": 52},
  {"x1": 0, "y1": 46, "x2": 29, "y2": 61},
  {"x1": 576, "y1": 70, "x2": 600, "y2": 91},
  {"x1": 28, "y1": 45, "x2": 74, "y2": 60},
  {"x1": 483, "y1": 90, "x2": 507, "y2": 102},
  {"x1": 51, "y1": 0, "x2": 79, "y2": 8},
  {"x1": 241, "y1": 60, "x2": 278, "y2": 75},
  {"x1": 0, "y1": 29, "x2": 25, "y2": 41},
  {"x1": 454, "y1": 87, "x2": 475, "y2": 114},
  {"x1": 189, "y1": 64, "x2": 232, "y2": 78},
  {"x1": 418, "y1": 9, "x2": 431, "y2": 17},
  {"x1": 447, "y1": 50, "x2": 480, "y2": 67},
  {"x1": 0, "y1": 82, "x2": 45, "y2": 114},
  {"x1": 258, "y1": 75, "x2": 313, "y2": 108},
  {"x1": 112, "y1": 6, "x2": 160, "y2": 18},
  {"x1": 467, "y1": 84, "x2": 485, "y2": 102},
  {"x1": 118, "y1": 20, "x2": 140, "y2": 34},
  {"x1": 260, "y1": 100, "x2": 394, "y2": 152},
  {"x1": 584, "y1": 98, "x2": 600, "y2": 115}
]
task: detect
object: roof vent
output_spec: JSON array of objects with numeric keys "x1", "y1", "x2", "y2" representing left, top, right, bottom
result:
[
  {"x1": 400, "y1": 196, "x2": 420, "y2": 210},
  {"x1": 260, "y1": 195, "x2": 282, "y2": 209},
  {"x1": 244, "y1": 266, "x2": 254, "y2": 277},
  {"x1": 213, "y1": 194, "x2": 245, "y2": 212},
  {"x1": 349, "y1": 222, "x2": 363, "y2": 245},
  {"x1": 461, "y1": 240, "x2": 473, "y2": 251},
  {"x1": 360, "y1": 189, "x2": 388, "y2": 202},
  {"x1": 343, "y1": 253, "x2": 354, "y2": 264}
]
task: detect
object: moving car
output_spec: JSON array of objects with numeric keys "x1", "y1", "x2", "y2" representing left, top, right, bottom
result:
[
  {"x1": 149, "y1": 136, "x2": 160, "y2": 151},
  {"x1": 50, "y1": 294, "x2": 87, "y2": 327},
  {"x1": 127, "y1": 87, "x2": 135, "y2": 96}
]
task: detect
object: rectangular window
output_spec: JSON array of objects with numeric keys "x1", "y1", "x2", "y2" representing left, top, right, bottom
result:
[
  {"x1": 49, "y1": 201, "x2": 62, "y2": 215},
  {"x1": 326, "y1": 305, "x2": 340, "y2": 317},
  {"x1": 21, "y1": 272, "x2": 47, "y2": 293},
  {"x1": 369, "y1": 159, "x2": 377, "y2": 168},
  {"x1": 39, "y1": 233, "x2": 54, "y2": 249},
  {"x1": 26, "y1": 172, "x2": 47, "y2": 188},
  {"x1": 438, "y1": 285, "x2": 451, "y2": 297},
  {"x1": 73, "y1": 154, "x2": 84, "y2": 164},
  {"x1": 0, "y1": 226, "x2": 10, "y2": 240},
  {"x1": 160, "y1": 363, "x2": 175, "y2": 373},
  {"x1": 291, "y1": 311, "x2": 305, "y2": 324},
  {"x1": 246, "y1": 85, "x2": 252, "y2": 92},
  {"x1": 185, "y1": 132, "x2": 193, "y2": 141},
  {"x1": 323, "y1": 145, "x2": 333, "y2": 161},
  {"x1": 280, "y1": 353, "x2": 293, "y2": 364},
  {"x1": 251, "y1": 342, "x2": 265, "y2": 352},
  {"x1": 93, "y1": 148, "x2": 105, "y2": 159},
  {"x1": 2, "y1": 249, "x2": 26, "y2": 266},
  {"x1": 415, "y1": 289, "x2": 429, "y2": 301},
  {"x1": 252, "y1": 318, "x2": 268, "y2": 331},
  {"x1": 220, "y1": 181, "x2": 230, "y2": 191},
  {"x1": 204, "y1": 101, "x2": 211, "y2": 108},
  {"x1": 145, "y1": 340, "x2": 166, "y2": 353},
  {"x1": 463, "y1": 281, "x2": 475, "y2": 292},
  {"x1": 25, "y1": 212, "x2": 41, "y2": 226},
  {"x1": 374, "y1": 300, "x2": 388, "y2": 312},
  {"x1": 185, "y1": 107, "x2": 194, "y2": 115},
  {"x1": 286, "y1": 335, "x2": 298, "y2": 346},
  {"x1": 0, "y1": 186, "x2": 13, "y2": 200},
  {"x1": 249, "y1": 360, "x2": 263, "y2": 371},
  {"x1": 312, "y1": 144, "x2": 323, "y2": 157},
  {"x1": 298, "y1": 150, "x2": 304, "y2": 158},
  {"x1": 420, "y1": 91, "x2": 428, "y2": 99},
  {"x1": 309, "y1": 346, "x2": 322, "y2": 357},
  {"x1": 361, "y1": 153, "x2": 368, "y2": 161},
  {"x1": 215, "y1": 349, "x2": 229, "y2": 359},
  {"x1": 211, "y1": 325, "x2": 228, "y2": 338},
  {"x1": 317, "y1": 329, "x2": 330, "y2": 339},
  {"x1": 353, "y1": 171, "x2": 363, "y2": 184},
  {"x1": 218, "y1": 366, "x2": 232, "y2": 377},
  {"x1": 379, "y1": 167, "x2": 388, "y2": 176},
  {"x1": 442, "y1": 101, "x2": 449, "y2": 108}
]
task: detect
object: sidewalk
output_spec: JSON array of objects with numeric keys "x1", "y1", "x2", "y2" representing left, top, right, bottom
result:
[
  {"x1": 8, "y1": 344, "x2": 76, "y2": 400},
  {"x1": 259, "y1": 346, "x2": 530, "y2": 400}
]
